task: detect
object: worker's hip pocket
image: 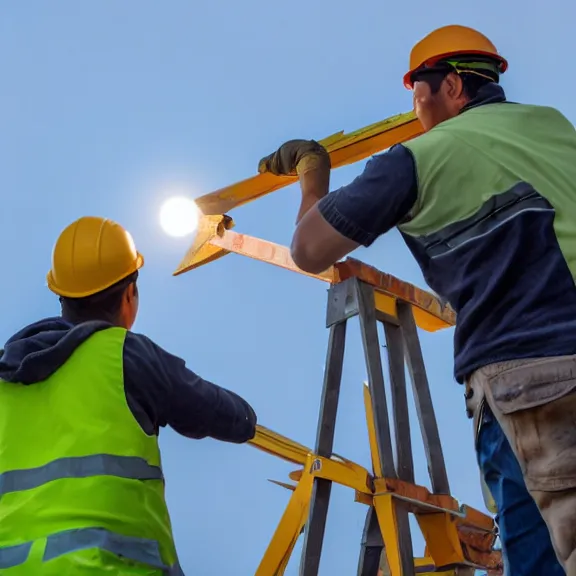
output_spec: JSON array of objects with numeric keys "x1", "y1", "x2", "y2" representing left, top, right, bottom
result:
[
  {"x1": 485, "y1": 355, "x2": 576, "y2": 492},
  {"x1": 487, "y1": 355, "x2": 576, "y2": 414}
]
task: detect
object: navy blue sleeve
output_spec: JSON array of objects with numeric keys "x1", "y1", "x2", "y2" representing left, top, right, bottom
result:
[
  {"x1": 122, "y1": 332, "x2": 257, "y2": 443},
  {"x1": 317, "y1": 144, "x2": 418, "y2": 247}
]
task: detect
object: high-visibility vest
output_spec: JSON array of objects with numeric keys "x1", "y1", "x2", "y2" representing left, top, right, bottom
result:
[
  {"x1": 0, "y1": 327, "x2": 182, "y2": 575},
  {"x1": 400, "y1": 101, "x2": 576, "y2": 266}
]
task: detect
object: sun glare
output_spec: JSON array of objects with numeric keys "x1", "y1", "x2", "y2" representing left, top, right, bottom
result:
[{"x1": 159, "y1": 196, "x2": 200, "y2": 238}]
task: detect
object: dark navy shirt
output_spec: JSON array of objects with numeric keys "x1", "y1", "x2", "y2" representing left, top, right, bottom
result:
[
  {"x1": 317, "y1": 84, "x2": 576, "y2": 382},
  {"x1": 0, "y1": 317, "x2": 257, "y2": 441}
]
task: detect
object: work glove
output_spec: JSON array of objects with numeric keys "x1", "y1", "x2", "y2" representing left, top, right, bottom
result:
[{"x1": 258, "y1": 139, "x2": 330, "y2": 176}]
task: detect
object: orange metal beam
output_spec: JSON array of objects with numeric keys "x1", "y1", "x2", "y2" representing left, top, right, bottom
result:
[
  {"x1": 174, "y1": 224, "x2": 455, "y2": 331},
  {"x1": 194, "y1": 112, "x2": 422, "y2": 215},
  {"x1": 335, "y1": 259, "x2": 455, "y2": 330},
  {"x1": 174, "y1": 223, "x2": 334, "y2": 282}
]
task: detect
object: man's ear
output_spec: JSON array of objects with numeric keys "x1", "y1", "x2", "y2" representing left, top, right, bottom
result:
[
  {"x1": 444, "y1": 72, "x2": 465, "y2": 100},
  {"x1": 128, "y1": 281, "x2": 139, "y2": 302},
  {"x1": 123, "y1": 282, "x2": 135, "y2": 304}
]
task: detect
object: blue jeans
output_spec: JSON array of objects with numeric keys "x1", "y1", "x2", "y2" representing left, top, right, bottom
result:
[{"x1": 477, "y1": 404, "x2": 565, "y2": 575}]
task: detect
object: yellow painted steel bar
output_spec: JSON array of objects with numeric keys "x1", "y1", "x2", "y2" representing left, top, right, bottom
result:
[
  {"x1": 250, "y1": 425, "x2": 311, "y2": 466},
  {"x1": 254, "y1": 458, "x2": 315, "y2": 576},
  {"x1": 194, "y1": 112, "x2": 422, "y2": 215},
  {"x1": 363, "y1": 382, "x2": 383, "y2": 478}
]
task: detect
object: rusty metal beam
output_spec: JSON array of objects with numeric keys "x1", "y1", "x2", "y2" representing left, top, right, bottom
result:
[
  {"x1": 174, "y1": 223, "x2": 455, "y2": 332},
  {"x1": 174, "y1": 221, "x2": 334, "y2": 283}
]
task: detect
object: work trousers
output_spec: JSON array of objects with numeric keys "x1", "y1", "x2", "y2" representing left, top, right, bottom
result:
[{"x1": 467, "y1": 355, "x2": 576, "y2": 575}]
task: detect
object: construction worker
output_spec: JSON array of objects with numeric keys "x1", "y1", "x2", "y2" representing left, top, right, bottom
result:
[
  {"x1": 0, "y1": 216, "x2": 257, "y2": 575},
  {"x1": 258, "y1": 25, "x2": 576, "y2": 575}
]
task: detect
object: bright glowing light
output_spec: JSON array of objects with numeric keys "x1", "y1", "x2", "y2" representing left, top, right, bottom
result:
[{"x1": 159, "y1": 196, "x2": 199, "y2": 237}]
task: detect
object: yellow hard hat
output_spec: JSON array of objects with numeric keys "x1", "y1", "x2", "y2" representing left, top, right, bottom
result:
[
  {"x1": 404, "y1": 25, "x2": 508, "y2": 88},
  {"x1": 47, "y1": 216, "x2": 144, "y2": 298}
]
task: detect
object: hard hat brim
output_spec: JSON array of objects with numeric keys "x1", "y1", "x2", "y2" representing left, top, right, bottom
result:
[
  {"x1": 47, "y1": 251, "x2": 145, "y2": 299},
  {"x1": 403, "y1": 50, "x2": 508, "y2": 89}
]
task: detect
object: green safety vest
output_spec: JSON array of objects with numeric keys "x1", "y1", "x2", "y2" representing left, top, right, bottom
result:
[
  {"x1": 399, "y1": 101, "x2": 576, "y2": 275},
  {"x1": 0, "y1": 327, "x2": 182, "y2": 575}
]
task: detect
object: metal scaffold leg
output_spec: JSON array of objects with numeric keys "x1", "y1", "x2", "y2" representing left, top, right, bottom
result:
[
  {"x1": 397, "y1": 302, "x2": 449, "y2": 495},
  {"x1": 299, "y1": 316, "x2": 347, "y2": 576},
  {"x1": 356, "y1": 280, "x2": 415, "y2": 576},
  {"x1": 299, "y1": 277, "x2": 457, "y2": 576}
]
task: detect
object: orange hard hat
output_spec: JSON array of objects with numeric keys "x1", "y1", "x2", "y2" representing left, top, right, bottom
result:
[
  {"x1": 47, "y1": 216, "x2": 144, "y2": 298},
  {"x1": 404, "y1": 25, "x2": 508, "y2": 89}
]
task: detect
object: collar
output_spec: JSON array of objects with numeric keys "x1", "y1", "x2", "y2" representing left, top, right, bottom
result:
[{"x1": 460, "y1": 83, "x2": 506, "y2": 114}]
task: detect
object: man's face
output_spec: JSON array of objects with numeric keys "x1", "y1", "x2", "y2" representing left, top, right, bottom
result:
[{"x1": 412, "y1": 73, "x2": 466, "y2": 131}]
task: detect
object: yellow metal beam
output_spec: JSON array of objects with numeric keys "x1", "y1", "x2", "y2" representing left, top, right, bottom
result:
[
  {"x1": 373, "y1": 492, "x2": 407, "y2": 576},
  {"x1": 363, "y1": 382, "x2": 383, "y2": 478},
  {"x1": 254, "y1": 458, "x2": 315, "y2": 576},
  {"x1": 176, "y1": 214, "x2": 235, "y2": 270},
  {"x1": 194, "y1": 112, "x2": 422, "y2": 215},
  {"x1": 250, "y1": 425, "x2": 311, "y2": 466}
]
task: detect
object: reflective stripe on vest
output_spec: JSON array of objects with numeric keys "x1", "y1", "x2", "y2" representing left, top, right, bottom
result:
[
  {"x1": 0, "y1": 453, "x2": 163, "y2": 496},
  {"x1": 414, "y1": 182, "x2": 553, "y2": 259},
  {"x1": 0, "y1": 528, "x2": 184, "y2": 575},
  {"x1": 0, "y1": 453, "x2": 175, "y2": 572}
]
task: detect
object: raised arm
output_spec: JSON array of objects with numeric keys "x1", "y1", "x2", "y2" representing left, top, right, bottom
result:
[{"x1": 258, "y1": 141, "x2": 418, "y2": 274}]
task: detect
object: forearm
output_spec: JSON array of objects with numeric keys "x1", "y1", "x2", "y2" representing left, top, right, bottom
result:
[
  {"x1": 197, "y1": 387, "x2": 257, "y2": 443},
  {"x1": 169, "y1": 373, "x2": 257, "y2": 443},
  {"x1": 295, "y1": 154, "x2": 331, "y2": 223}
]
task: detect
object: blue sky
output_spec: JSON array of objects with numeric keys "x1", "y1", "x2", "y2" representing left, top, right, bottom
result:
[{"x1": 1, "y1": 2, "x2": 574, "y2": 574}]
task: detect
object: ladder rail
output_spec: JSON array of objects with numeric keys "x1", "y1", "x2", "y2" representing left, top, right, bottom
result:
[{"x1": 299, "y1": 317, "x2": 347, "y2": 576}]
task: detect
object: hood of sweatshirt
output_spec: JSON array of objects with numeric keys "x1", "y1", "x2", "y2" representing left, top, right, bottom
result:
[{"x1": 0, "y1": 317, "x2": 111, "y2": 384}]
